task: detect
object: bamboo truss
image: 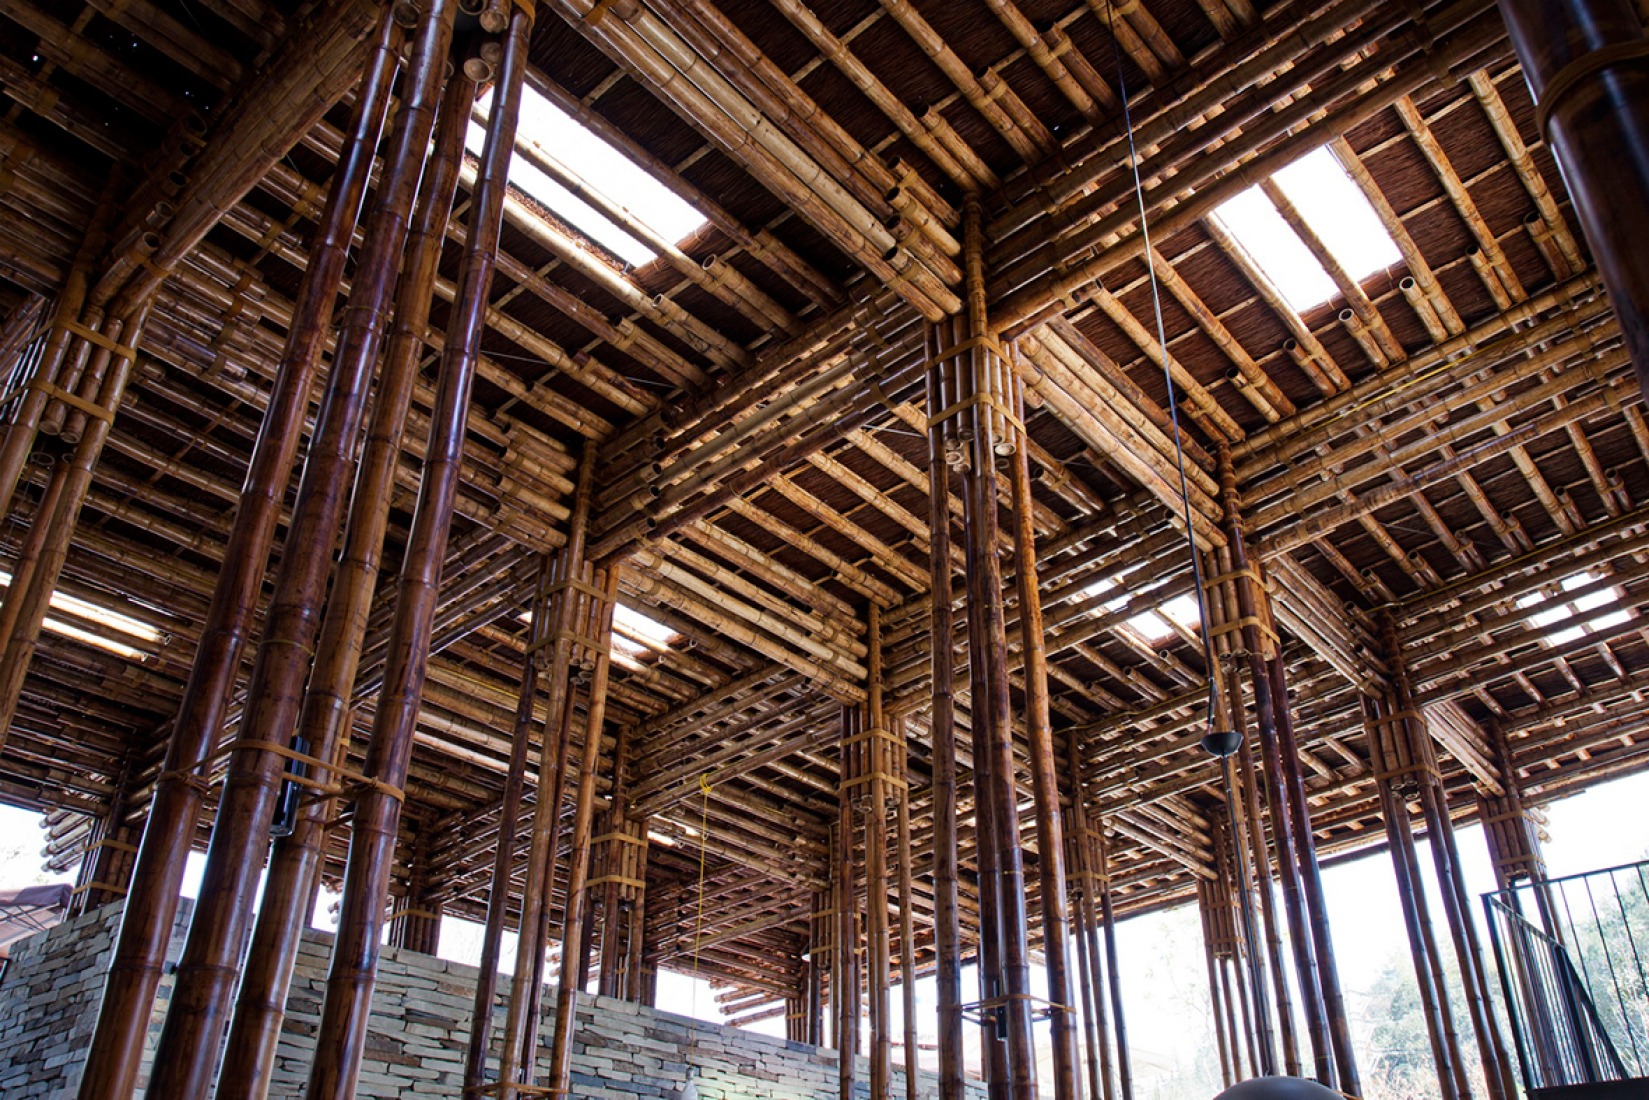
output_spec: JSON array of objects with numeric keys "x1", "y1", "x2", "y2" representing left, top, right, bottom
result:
[{"x1": 0, "y1": 0, "x2": 1645, "y2": 1097}]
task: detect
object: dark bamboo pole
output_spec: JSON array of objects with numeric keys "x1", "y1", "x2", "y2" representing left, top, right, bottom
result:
[
  {"x1": 924, "y1": 318, "x2": 966, "y2": 1100},
  {"x1": 895, "y1": 716, "x2": 918, "y2": 1100},
  {"x1": 1219, "y1": 736, "x2": 1277, "y2": 1077},
  {"x1": 152, "y1": 13, "x2": 460, "y2": 1091},
  {"x1": 216, "y1": 61, "x2": 475, "y2": 1100},
  {"x1": 865, "y1": 603, "x2": 893, "y2": 1100},
  {"x1": 1498, "y1": 0, "x2": 1649, "y2": 396},
  {"x1": 495, "y1": 447, "x2": 595, "y2": 1090},
  {"x1": 837, "y1": 701, "x2": 861, "y2": 1100},
  {"x1": 1066, "y1": 731, "x2": 1113, "y2": 1100},
  {"x1": 463, "y1": 554, "x2": 553, "y2": 1092},
  {"x1": 1264, "y1": 649, "x2": 1360, "y2": 1094},
  {"x1": 958, "y1": 193, "x2": 1037, "y2": 1100},
  {"x1": 1217, "y1": 446, "x2": 1333, "y2": 1086},
  {"x1": 1095, "y1": 826, "x2": 1133, "y2": 1100},
  {"x1": 544, "y1": 562, "x2": 619, "y2": 1098},
  {"x1": 1231, "y1": 670, "x2": 1299, "y2": 1077},
  {"x1": 305, "y1": 8, "x2": 527, "y2": 1094},
  {"x1": 73, "y1": 15, "x2": 400, "y2": 1096},
  {"x1": 1365, "y1": 694, "x2": 1467, "y2": 1100},
  {"x1": 1007, "y1": 357, "x2": 1080, "y2": 1100},
  {"x1": 1198, "y1": 884, "x2": 1234, "y2": 1089}
]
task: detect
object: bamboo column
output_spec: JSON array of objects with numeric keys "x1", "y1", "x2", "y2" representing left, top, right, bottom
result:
[
  {"x1": 1216, "y1": 444, "x2": 1350, "y2": 1091},
  {"x1": 69, "y1": 755, "x2": 140, "y2": 917},
  {"x1": 1362, "y1": 691, "x2": 1469, "y2": 1100},
  {"x1": 951, "y1": 193, "x2": 1037, "y2": 1100},
  {"x1": 219, "y1": 59, "x2": 476, "y2": 1100},
  {"x1": 923, "y1": 318, "x2": 965, "y2": 1100},
  {"x1": 1197, "y1": 879, "x2": 1236, "y2": 1089},
  {"x1": 75, "y1": 13, "x2": 403, "y2": 1096},
  {"x1": 1498, "y1": 0, "x2": 1649, "y2": 397},
  {"x1": 544, "y1": 562, "x2": 620, "y2": 1097},
  {"x1": 864, "y1": 604, "x2": 894, "y2": 1100},
  {"x1": 1007, "y1": 347, "x2": 1079, "y2": 1100},
  {"x1": 152, "y1": 9, "x2": 459, "y2": 1091},
  {"x1": 836, "y1": 701, "x2": 862, "y2": 1100},
  {"x1": 1096, "y1": 825, "x2": 1134, "y2": 1100},
  {"x1": 1477, "y1": 720, "x2": 1547, "y2": 892},
  {"x1": 463, "y1": 554, "x2": 553, "y2": 1092},
  {"x1": 1066, "y1": 731, "x2": 1114, "y2": 1100},
  {"x1": 390, "y1": 828, "x2": 444, "y2": 954},
  {"x1": 593, "y1": 728, "x2": 648, "y2": 1002},
  {"x1": 305, "y1": 7, "x2": 529, "y2": 1095},
  {"x1": 894, "y1": 713, "x2": 918, "y2": 1100},
  {"x1": 493, "y1": 445, "x2": 598, "y2": 1093},
  {"x1": 1379, "y1": 614, "x2": 1516, "y2": 1100}
]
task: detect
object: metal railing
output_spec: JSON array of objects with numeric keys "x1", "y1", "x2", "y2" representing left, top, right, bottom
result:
[{"x1": 1484, "y1": 859, "x2": 1649, "y2": 1091}]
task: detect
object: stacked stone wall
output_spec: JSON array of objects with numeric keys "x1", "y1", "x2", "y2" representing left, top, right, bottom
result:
[{"x1": 0, "y1": 903, "x2": 983, "y2": 1099}]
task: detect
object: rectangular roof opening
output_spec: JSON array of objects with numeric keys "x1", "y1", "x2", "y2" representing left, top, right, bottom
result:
[
  {"x1": 470, "y1": 84, "x2": 706, "y2": 268},
  {"x1": 1211, "y1": 146, "x2": 1401, "y2": 313},
  {"x1": 1516, "y1": 570, "x2": 1631, "y2": 646}
]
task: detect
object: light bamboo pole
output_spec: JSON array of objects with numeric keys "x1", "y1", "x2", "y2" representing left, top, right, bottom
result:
[
  {"x1": 924, "y1": 318, "x2": 966, "y2": 1100},
  {"x1": 74, "y1": 8, "x2": 401, "y2": 1094},
  {"x1": 895, "y1": 713, "x2": 918, "y2": 1100},
  {"x1": 544, "y1": 563, "x2": 619, "y2": 1097},
  {"x1": 215, "y1": 61, "x2": 476, "y2": 1100},
  {"x1": 1067, "y1": 730, "x2": 1115, "y2": 1100},
  {"x1": 305, "y1": 8, "x2": 529, "y2": 1095}
]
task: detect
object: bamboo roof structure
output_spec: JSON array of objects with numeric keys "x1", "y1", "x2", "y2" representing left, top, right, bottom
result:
[{"x1": 1, "y1": 0, "x2": 1646, "y2": 1024}]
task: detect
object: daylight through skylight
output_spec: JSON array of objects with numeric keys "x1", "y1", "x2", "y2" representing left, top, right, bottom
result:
[
  {"x1": 612, "y1": 602, "x2": 677, "y2": 660},
  {"x1": 1515, "y1": 571, "x2": 1631, "y2": 646},
  {"x1": 470, "y1": 84, "x2": 705, "y2": 267},
  {"x1": 0, "y1": 569, "x2": 160, "y2": 660},
  {"x1": 1081, "y1": 578, "x2": 1202, "y2": 644},
  {"x1": 1211, "y1": 146, "x2": 1401, "y2": 312}
]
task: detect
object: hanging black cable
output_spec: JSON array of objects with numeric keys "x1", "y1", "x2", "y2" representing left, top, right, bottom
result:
[{"x1": 1100, "y1": 4, "x2": 1235, "y2": 757}]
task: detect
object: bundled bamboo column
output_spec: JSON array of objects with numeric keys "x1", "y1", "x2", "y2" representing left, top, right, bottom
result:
[
  {"x1": 1095, "y1": 824, "x2": 1134, "y2": 1100},
  {"x1": 1216, "y1": 444, "x2": 1357, "y2": 1092},
  {"x1": 1378, "y1": 615, "x2": 1516, "y2": 1100},
  {"x1": 1007, "y1": 347, "x2": 1079, "y2": 1100},
  {"x1": 1362, "y1": 691, "x2": 1469, "y2": 1100},
  {"x1": 948, "y1": 193, "x2": 1038, "y2": 1100},
  {"x1": 218, "y1": 60, "x2": 476, "y2": 1100},
  {"x1": 836, "y1": 701, "x2": 862, "y2": 1100},
  {"x1": 69, "y1": 756, "x2": 140, "y2": 917},
  {"x1": 1066, "y1": 731, "x2": 1117, "y2": 1100},
  {"x1": 593, "y1": 729, "x2": 649, "y2": 1002},
  {"x1": 75, "y1": 13, "x2": 403, "y2": 1096},
  {"x1": 1477, "y1": 720, "x2": 1547, "y2": 891},
  {"x1": 544, "y1": 562, "x2": 620, "y2": 1097},
  {"x1": 493, "y1": 445, "x2": 598, "y2": 1093},
  {"x1": 894, "y1": 711, "x2": 918, "y2": 1100},
  {"x1": 390, "y1": 828, "x2": 444, "y2": 954},
  {"x1": 152, "y1": 11, "x2": 459, "y2": 1092},
  {"x1": 1498, "y1": 0, "x2": 1649, "y2": 397},
  {"x1": 863, "y1": 604, "x2": 894, "y2": 1100},
  {"x1": 305, "y1": 7, "x2": 528, "y2": 1095},
  {"x1": 923, "y1": 317, "x2": 966, "y2": 1100},
  {"x1": 463, "y1": 554, "x2": 553, "y2": 1092}
]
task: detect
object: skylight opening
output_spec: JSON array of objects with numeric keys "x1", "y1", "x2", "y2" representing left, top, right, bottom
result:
[
  {"x1": 1080, "y1": 577, "x2": 1202, "y2": 644},
  {"x1": 612, "y1": 602, "x2": 678, "y2": 659},
  {"x1": 470, "y1": 84, "x2": 706, "y2": 268},
  {"x1": 1516, "y1": 571, "x2": 1631, "y2": 646},
  {"x1": 0, "y1": 569, "x2": 160, "y2": 659},
  {"x1": 1211, "y1": 146, "x2": 1401, "y2": 313}
]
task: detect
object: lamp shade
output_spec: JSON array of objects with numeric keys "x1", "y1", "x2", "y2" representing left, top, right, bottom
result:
[
  {"x1": 1201, "y1": 728, "x2": 1243, "y2": 758},
  {"x1": 1213, "y1": 1076, "x2": 1343, "y2": 1100}
]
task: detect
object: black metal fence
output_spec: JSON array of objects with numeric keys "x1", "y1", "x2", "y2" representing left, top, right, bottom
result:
[{"x1": 1483, "y1": 859, "x2": 1649, "y2": 1091}]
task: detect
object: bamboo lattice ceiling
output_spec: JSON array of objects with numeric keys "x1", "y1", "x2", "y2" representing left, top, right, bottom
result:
[{"x1": 0, "y1": 0, "x2": 1646, "y2": 1016}]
